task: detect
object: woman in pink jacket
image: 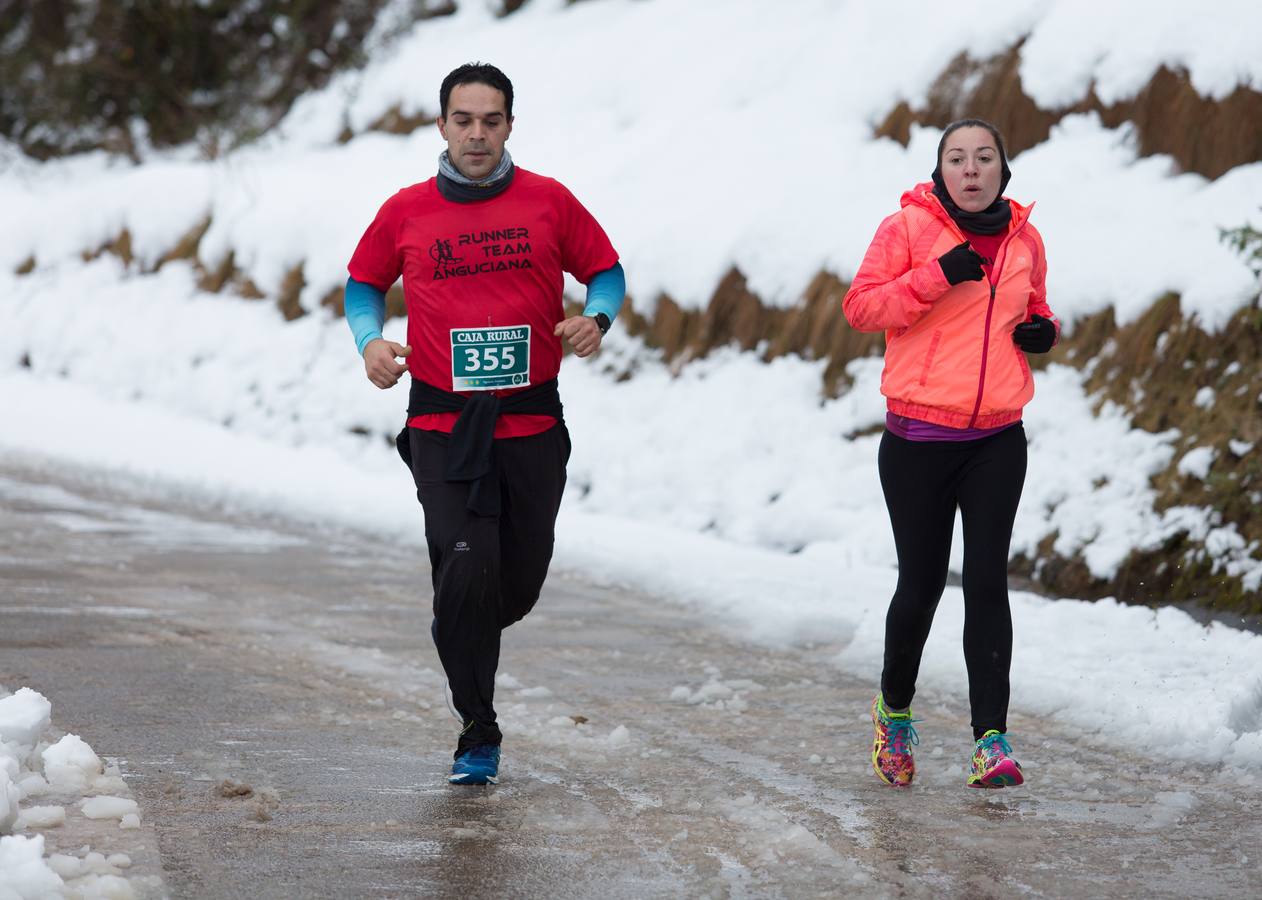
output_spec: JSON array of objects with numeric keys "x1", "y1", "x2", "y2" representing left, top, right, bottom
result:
[{"x1": 843, "y1": 118, "x2": 1059, "y2": 789}]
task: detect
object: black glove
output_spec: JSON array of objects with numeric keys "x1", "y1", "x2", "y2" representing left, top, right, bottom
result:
[
  {"x1": 1013, "y1": 314, "x2": 1057, "y2": 353},
  {"x1": 938, "y1": 241, "x2": 985, "y2": 285}
]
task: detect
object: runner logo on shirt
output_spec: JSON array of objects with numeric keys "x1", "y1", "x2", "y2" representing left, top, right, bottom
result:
[
  {"x1": 430, "y1": 238, "x2": 462, "y2": 265},
  {"x1": 433, "y1": 227, "x2": 534, "y2": 281},
  {"x1": 450, "y1": 325, "x2": 531, "y2": 391}
]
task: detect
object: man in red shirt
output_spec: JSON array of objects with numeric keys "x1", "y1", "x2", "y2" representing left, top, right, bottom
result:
[{"x1": 345, "y1": 63, "x2": 625, "y2": 785}]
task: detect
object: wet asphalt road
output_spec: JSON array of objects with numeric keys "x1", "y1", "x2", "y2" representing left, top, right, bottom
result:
[{"x1": 1, "y1": 463, "x2": 1259, "y2": 899}]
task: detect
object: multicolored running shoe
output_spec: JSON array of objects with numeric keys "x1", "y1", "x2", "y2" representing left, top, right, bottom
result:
[
  {"x1": 967, "y1": 730, "x2": 1024, "y2": 788},
  {"x1": 871, "y1": 694, "x2": 919, "y2": 787}
]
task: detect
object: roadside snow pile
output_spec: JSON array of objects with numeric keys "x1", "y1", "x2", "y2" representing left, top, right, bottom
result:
[
  {"x1": 0, "y1": 686, "x2": 141, "y2": 900},
  {"x1": 42, "y1": 736, "x2": 105, "y2": 795},
  {"x1": 0, "y1": 834, "x2": 66, "y2": 899},
  {"x1": 1, "y1": 688, "x2": 52, "y2": 835},
  {"x1": 0, "y1": 688, "x2": 51, "y2": 760}
]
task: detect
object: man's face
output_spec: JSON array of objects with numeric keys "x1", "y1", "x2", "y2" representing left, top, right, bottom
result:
[{"x1": 437, "y1": 83, "x2": 513, "y2": 180}]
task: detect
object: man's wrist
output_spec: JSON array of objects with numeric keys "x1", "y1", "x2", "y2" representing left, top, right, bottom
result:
[
  {"x1": 358, "y1": 332, "x2": 385, "y2": 356},
  {"x1": 589, "y1": 312, "x2": 611, "y2": 335}
]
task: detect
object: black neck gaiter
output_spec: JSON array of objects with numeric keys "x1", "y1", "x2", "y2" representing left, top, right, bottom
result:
[
  {"x1": 437, "y1": 167, "x2": 515, "y2": 203},
  {"x1": 930, "y1": 168, "x2": 1012, "y2": 236}
]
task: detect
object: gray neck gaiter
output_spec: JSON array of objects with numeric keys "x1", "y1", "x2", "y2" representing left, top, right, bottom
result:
[{"x1": 437, "y1": 149, "x2": 515, "y2": 202}]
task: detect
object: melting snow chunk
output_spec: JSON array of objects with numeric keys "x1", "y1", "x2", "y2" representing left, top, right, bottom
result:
[
  {"x1": 0, "y1": 689, "x2": 52, "y2": 758},
  {"x1": 1177, "y1": 446, "x2": 1215, "y2": 480},
  {"x1": 43, "y1": 734, "x2": 104, "y2": 793},
  {"x1": 80, "y1": 796, "x2": 139, "y2": 821}
]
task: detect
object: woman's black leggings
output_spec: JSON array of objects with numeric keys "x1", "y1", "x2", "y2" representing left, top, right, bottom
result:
[{"x1": 877, "y1": 424, "x2": 1027, "y2": 739}]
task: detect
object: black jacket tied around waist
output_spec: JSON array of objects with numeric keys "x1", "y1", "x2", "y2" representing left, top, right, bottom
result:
[{"x1": 395, "y1": 378, "x2": 564, "y2": 516}]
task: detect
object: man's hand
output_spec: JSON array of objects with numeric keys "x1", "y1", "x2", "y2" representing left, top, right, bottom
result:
[
  {"x1": 554, "y1": 315, "x2": 603, "y2": 358},
  {"x1": 363, "y1": 339, "x2": 412, "y2": 389}
]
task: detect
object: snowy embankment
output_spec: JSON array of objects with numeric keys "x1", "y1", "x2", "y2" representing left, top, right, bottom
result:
[
  {"x1": 4, "y1": 0, "x2": 1262, "y2": 882},
  {"x1": 0, "y1": 688, "x2": 145, "y2": 898},
  {"x1": 2, "y1": 0, "x2": 1260, "y2": 326}
]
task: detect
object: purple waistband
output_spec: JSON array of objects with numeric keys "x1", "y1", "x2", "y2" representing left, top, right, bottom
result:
[{"x1": 885, "y1": 412, "x2": 1018, "y2": 442}]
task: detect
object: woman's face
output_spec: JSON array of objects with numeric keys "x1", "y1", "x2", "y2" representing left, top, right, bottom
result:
[{"x1": 939, "y1": 126, "x2": 1002, "y2": 212}]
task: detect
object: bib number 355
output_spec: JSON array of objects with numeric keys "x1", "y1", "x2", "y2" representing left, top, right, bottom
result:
[
  {"x1": 450, "y1": 325, "x2": 531, "y2": 391},
  {"x1": 460, "y1": 344, "x2": 516, "y2": 372}
]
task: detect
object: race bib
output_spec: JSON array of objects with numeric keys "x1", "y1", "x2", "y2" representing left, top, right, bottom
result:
[{"x1": 450, "y1": 325, "x2": 531, "y2": 391}]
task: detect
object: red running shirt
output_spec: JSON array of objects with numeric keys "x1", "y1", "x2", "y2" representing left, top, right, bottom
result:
[
  {"x1": 348, "y1": 168, "x2": 619, "y2": 438},
  {"x1": 961, "y1": 229, "x2": 1004, "y2": 281}
]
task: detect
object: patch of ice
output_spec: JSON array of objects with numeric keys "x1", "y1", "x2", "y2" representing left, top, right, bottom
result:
[
  {"x1": 14, "y1": 806, "x2": 64, "y2": 830},
  {"x1": 80, "y1": 796, "x2": 138, "y2": 821}
]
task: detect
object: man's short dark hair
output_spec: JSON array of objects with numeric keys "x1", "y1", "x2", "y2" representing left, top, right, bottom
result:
[{"x1": 439, "y1": 63, "x2": 514, "y2": 119}]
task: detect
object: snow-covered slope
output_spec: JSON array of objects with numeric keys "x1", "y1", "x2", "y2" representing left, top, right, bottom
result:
[{"x1": 3, "y1": 0, "x2": 1260, "y2": 327}]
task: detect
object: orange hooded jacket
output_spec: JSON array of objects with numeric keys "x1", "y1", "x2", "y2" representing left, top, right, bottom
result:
[{"x1": 842, "y1": 182, "x2": 1058, "y2": 430}]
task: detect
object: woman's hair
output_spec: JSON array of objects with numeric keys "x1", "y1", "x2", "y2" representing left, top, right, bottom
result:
[{"x1": 935, "y1": 118, "x2": 1009, "y2": 167}]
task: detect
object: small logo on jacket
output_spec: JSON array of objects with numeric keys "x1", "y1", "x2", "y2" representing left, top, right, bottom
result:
[{"x1": 454, "y1": 541, "x2": 470, "y2": 552}]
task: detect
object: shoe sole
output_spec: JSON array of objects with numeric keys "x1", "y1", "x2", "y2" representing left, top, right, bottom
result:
[
  {"x1": 449, "y1": 773, "x2": 498, "y2": 785},
  {"x1": 967, "y1": 759, "x2": 1024, "y2": 789},
  {"x1": 874, "y1": 767, "x2": 912, "y2": 787}
]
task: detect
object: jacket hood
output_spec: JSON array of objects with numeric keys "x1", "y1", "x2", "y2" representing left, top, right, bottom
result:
[{"x1": 900, "y1": 181, "x2": 1033, "y2": 230}]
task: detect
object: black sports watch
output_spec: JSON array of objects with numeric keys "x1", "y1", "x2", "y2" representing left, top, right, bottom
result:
[{"x1": 591, "y1": 312, "x2": 611, "y2": 336}]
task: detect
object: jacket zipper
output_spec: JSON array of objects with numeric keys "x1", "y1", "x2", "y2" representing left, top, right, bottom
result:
[
  {"x1": 925, "y1": 192, "x2": 1031, "y2": 429},
  {"x1": 969, "y1": 282, "x2": 998, "y2": 428},
  {"x1": 965, "y1": 223, "x2": 1025, "y2": 428}
]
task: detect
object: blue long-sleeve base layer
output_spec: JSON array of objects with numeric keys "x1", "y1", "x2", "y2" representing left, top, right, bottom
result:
[{"x1": 345, "y1": 261, "x2": 626, "y2": 357}]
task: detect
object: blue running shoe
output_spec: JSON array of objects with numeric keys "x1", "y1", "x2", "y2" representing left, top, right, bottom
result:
[{"x1": 449, "y1": 744, "x2": 500, "y2": 785}]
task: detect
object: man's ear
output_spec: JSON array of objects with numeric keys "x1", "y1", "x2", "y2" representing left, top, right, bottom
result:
[{"x1": 436, "y1": 117, "x2": 448, "y2": 140}]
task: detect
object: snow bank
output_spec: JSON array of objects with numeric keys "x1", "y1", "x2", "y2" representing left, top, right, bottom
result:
[
  {"x1": 0, "y1": 687, "x2": 143, "y2": 898},
  {"x1": 1019, "y1": 0, "x2": 1262, "y2": 105},
  {"x1": 2, "y1": 1, "x2": 1260, "y2": 329},
  {"x1": 14, "y1": 257, "x2": 1257, "y2": 593}
]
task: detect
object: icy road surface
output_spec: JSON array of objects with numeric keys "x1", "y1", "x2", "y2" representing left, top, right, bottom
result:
[{"x1": 1, "y1": 466, "x2": 1257, "y2": 898}]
